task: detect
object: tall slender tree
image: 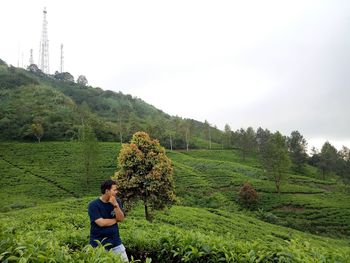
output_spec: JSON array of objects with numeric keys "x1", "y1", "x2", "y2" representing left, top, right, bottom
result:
[
  {"x1": 287, "y1": 131, "x2": 308, "y2": 173},
  {"x1": 260, "y1": 131, "x2": 291, "y2": 193}
]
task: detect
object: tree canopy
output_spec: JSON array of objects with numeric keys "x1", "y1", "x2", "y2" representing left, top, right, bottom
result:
[{"x1": 113, "y1": 131, "x2": 176, "y2": 220}]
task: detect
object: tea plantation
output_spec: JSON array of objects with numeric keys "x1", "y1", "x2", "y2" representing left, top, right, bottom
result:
[{"x1": 0, "y1": 142, "x2": 349, "y2": 262}]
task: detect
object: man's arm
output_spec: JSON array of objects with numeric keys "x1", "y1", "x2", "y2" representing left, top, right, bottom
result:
[
  {"x1": 94, "y1": 218, "x2": 117, "y2": 227},
  {"x1": 113, "y1": 202, "x2": 125, "y2": 222},
  {"x1": 109, "y1": 196, "x2": 125, "y2": 222}
]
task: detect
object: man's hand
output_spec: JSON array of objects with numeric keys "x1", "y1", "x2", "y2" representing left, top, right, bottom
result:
[{"x1": 108, "y1": 195, "x2": 118, "y2": 206}]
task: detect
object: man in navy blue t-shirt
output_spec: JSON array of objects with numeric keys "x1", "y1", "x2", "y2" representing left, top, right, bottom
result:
[{"x1": 88, "y1": 179, "x2": 128, "y2": 262}]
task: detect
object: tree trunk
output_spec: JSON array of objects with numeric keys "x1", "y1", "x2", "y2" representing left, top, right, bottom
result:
[
  {"x1": 144, "y1": 203, "x2": 150, "y2": 221},
  {"x1": 275, "y1": 174, "x2": 280, "y2": 193},
  {"x1": 209, "y1": 128, "x2": 212, "y2": 149}
]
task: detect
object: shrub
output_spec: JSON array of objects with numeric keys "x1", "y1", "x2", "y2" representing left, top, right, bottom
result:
[{"x1": 237, "y1": 182, "x2": 258, "y2": 209}]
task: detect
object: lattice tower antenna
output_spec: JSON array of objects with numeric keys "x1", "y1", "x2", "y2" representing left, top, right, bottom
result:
[
  {"x1": 29, "y1": 49, "x2": 34, "y2": 65},
  {"x1": 38, "y1": 7, "x2": 49, "y2": 74},
  {"x1": 60, "y1": 44, "x2": 64, "y2": 73}
]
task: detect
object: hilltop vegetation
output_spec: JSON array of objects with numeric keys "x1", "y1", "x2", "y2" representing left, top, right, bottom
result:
[{"x1": 0, "y1": 60, "x2": 223, "y2": 148}]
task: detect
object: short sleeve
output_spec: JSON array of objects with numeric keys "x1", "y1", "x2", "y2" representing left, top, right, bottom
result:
[{"x1": 88, "y1": 201, "x2": 102, "y2": 222}]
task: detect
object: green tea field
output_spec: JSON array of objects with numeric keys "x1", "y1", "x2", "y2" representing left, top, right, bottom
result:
[{"x1": 0, "y1": 142, "x2": 349, "y2": 262}]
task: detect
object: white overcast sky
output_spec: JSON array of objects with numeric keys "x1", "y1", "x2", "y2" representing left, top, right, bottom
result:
[{"x1": 1, "y1": 0, "x2": 350, "y2": 150}]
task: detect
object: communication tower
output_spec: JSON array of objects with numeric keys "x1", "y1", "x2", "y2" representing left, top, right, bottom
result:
[
  {"x1": 29, "y1": 49, "x2": 34, "y2": 65},
  {"x1": 38, "y1": 7, "x2": 50, "y2": 74},
  {"x1": 60, "y1": 44, "x2": 64, "y2": 73}
]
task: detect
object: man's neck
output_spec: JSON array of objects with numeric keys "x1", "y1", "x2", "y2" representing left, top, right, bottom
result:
[{"x1": 100, "y1": 194, "x2": 109, "y2": 203}]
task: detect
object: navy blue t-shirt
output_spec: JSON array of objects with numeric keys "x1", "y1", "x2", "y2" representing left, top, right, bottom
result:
[{"x1": 88, "y1": 198, "x2": 124, "y2": 249}]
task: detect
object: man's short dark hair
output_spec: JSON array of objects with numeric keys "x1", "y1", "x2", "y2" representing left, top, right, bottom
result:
[{"x1": 101, "y1": 179, "x2": 117, "y2": 194}]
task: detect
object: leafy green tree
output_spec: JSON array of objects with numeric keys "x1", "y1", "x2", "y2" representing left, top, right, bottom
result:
[
  {"x1": 77, "y1": 75, "x2": 88, "y2": 86},
  {"x1": 338, "y1": 146, "x2": 350, "y2": 183},
  {"x1": 113, "y1": 131, "x2": 176, "y2": 221},
  {"x1": 256, "y1": 127, "x2": 271, "y2": 152},
  {"x1": 287, "y1": 131, "x2": 308, "y2": 173},
  {"x1": 31, "y1": 123, "x2": 44, "y2": 142},
  {"x1": 204, "y1": 120, "x2": 212, "y2": 149},
  {"x1": 237, "y1": 127, "x2": 256, "y2": 161},
  {"x1": 54, "y1": 71, "x2": 74, "y2": 82},
  {"x1": 224, "y1": 124, "x2": 232, "y2": 149},
  {"x1": 318, "y1": 142, "x2": 338, "y2": 180},
  {"x1": 79, "y1": 124, "x2": 99, "y2": 191},
  {"x1": 260, "y1": 131, "x2": 291, "y2": 193}
]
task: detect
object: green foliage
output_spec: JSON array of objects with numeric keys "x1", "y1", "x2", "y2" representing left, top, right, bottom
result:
[
  {"x1": 54, "y1": 71, "x2": 75, "y2": 82},
  {"x1": 114, "y1": 132, "x2": 176, "y2": 220},
  {"x1": 260, "y1": 131, "x2": 291, "y2": 193},
  {"x1": 77, "y1": 75, "x2": 88, "y2": 86},
  {"x1": 318, "y1": 141, "x2": 339, "y2": 179},
  {"x1": 0, "y1": 67, "x2": 38, "y2": 89},
  {"x1": 236, "y1": 127, "x2": 257, "y2": 161},
  {"x1": 287, "y1": 130, "x2": 308, "y2": 173},
  {"x1": 31, "y1": 123, "x2": 44, "y2": 142},
  {"x1": 0, "y1": 199, "x2": 349, "y2": 263}
]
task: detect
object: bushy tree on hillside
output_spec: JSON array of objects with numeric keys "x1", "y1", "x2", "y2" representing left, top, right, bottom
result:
[
  {"x1": 237, "y1": 127, "x2": 256, "y2": 161},
  {"x1": 287, "y1": 131, "x2": 308, "y2": 173},
  {"x1": 318, "y1": 142, "x2": 338, "y2": 180},
  {"x1": 31, "y1": 123, "x2": 44, "y2": 143},
  {"x1": 260, "y1": 131, "x2": 291, "y2": 193},
  {"x1": 238, "y1": 182, "x2": 258, "y2": 209},
  {"x1": 27, "y1": 64, "x2": 45, "y2": 77},
  {"x1": 113, "y1": 131, "x2": 176, "y2": 221},
  {"x1": 338, "y1": 146, "x2": 350, "y2": 183},
  {"x1": 77, "y1": 75, "x2": 88, "y2": 86},
  {"x1": 204, "y1": 120, "x2": 212, "y2": 149},
  {"x1": 224, "y1": 124, "x2": 232, "y2": 149},
  {"x1": 54, "y1": 71, "x2": 74, "y2": 82}
]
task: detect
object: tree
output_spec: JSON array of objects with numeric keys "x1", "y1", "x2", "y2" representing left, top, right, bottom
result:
[
  {"x1": 204, "y1": 120, "x2": 212, "y2": 149},
  {"x1": 237, "y1": 127, "x2": 256, "y2": 161},
  {"x1": 318, "y1": 141, "x2": 338, "y2": 180},
  {"x1": 79, "y1": 124, "x2": 98, "y2": 191},
  {"x1": 260, "y1": 131, "x2": 291, "y2": 193},
  {"x1": 287, "y1": 131, "x2": 308, "y2": 173},
  {"x1": 224, "y1": 124, "x2": 232, "y2": 149},
  {"x1": 77, "y1": 75, "x2": 88, "y2": 86},
  {"x1": 31, "y1": 123, "x2": 44, "y2": 142},
  {"x1": 54, "y1": 71, "x2": 74, "y2": 82},
  {"x1": 113, "y1": 131, "x2": 176, "y2": 221}
]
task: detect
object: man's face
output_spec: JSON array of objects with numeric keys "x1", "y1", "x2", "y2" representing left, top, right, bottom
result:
[{"x1": 107, "y1": 185, "x2": 118, "y2": 197}]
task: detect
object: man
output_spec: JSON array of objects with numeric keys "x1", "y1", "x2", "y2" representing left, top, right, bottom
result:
[{"x1": 88, "y1": 179, "x2": 128, "y2": 262}]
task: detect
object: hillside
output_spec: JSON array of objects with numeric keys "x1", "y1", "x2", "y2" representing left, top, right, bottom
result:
[
  {"x1": 0, "y1": 142, "x2": 350, "y2": 262},
  {"x1": 0, "y1": 60, "x2": 224, "y2": 148}
]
